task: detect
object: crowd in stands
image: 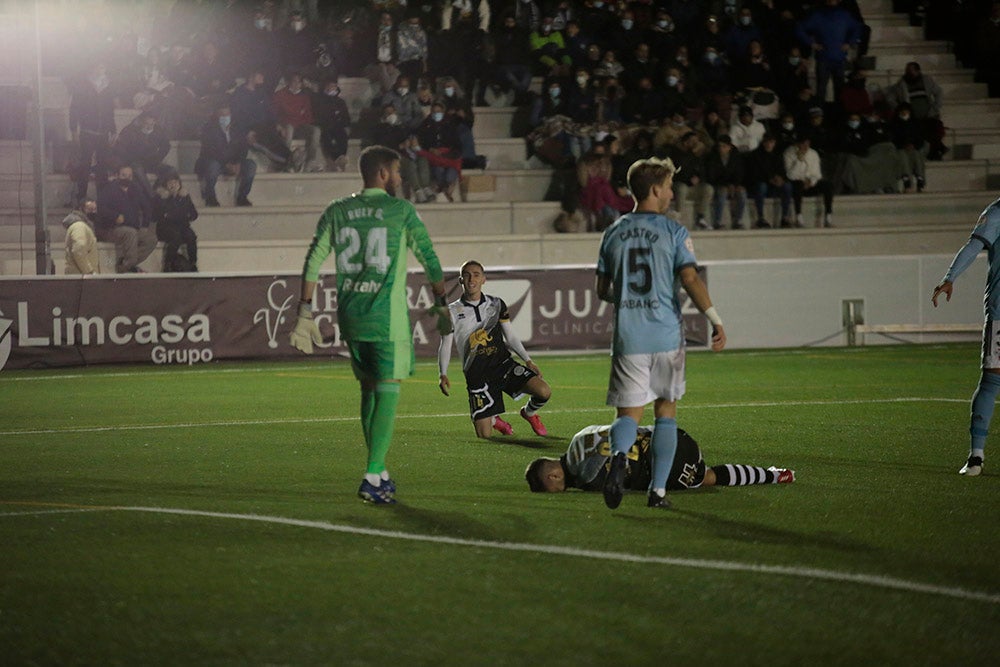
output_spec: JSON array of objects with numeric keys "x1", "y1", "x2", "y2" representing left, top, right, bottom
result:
[{"x1": 46, "y1": 0, "x2": 1000, "y2": 255}]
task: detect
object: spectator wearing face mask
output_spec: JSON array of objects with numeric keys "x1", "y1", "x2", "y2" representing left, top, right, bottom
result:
[
  {"x1": 62, "y1": 199, "x2": 100, "y2": 275},
  {"x1": 566, "y1": 69, "x2": 597, "y2": 124},
  {"x1": 113, "y1": 112, "x2": 173, "y2": 201},
  {"x1": 724, "y1": 7, "x2": 763, "y2": 66},
  {"x1": 644, "y1": 9, "x2": 679, "y2": 63},
  {"x1": 396, "y1": 12, "x2": 429, "y2": 85},
  {"x1": 889, "y1": 102, "x2": 927, "y2": 193},
  {"x1": 530, "y1": 79, "x2": 570, "y2": 128},
  {"x1": 417, "y1": 102, "x2": 463, "y2": 202},
  {"x1": 278, "y1": 10, "x2": 321, "y2": 75},
  {"x1": 312, "y1": 79, "x2": 351, "y2": 172},
  {"x1": 774, "y1": 46, "x2": 811, "y2": 109},
  {"x1": 196, "y1": 104, "x2": 257, "y2": 208},
  {"x1": 439, "y1": 77, "x2": 488, "y2": 170},
  {"x1": 608, "y1": 9, "x2": 639, "y2": 60},
  {"x1": 369, "y1": 12, "x2": 400, "y2": 96},
  {"x1": 98, "y1": 165, "x2": 157, "y2": 273},
  {"x1": 696, "y1": 47, "x2": 731, "y2": 105},
  {"x1": 381, "y1": 74, "x2": 424, "y2": 130},
  {"x1": 236, "y1": 8, "x2": 282, "y2": 89},
  {"x1": 529, "y1": 15, "x2": 572, "y2": 77}
]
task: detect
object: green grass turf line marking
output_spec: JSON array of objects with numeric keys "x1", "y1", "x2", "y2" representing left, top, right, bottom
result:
[
  {"x1": 6, "y1": 503, "x2": 997, "y2": 606},
  {"x1": 0, "y1": 396, "x2": 967, "y2": 437}
]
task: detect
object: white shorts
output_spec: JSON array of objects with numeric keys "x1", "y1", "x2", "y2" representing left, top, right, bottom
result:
[
  {"x1": 606, "y1": 349, "x2": 686, "y2": 408},
  {"x1": 982, "y1": 320, "x2": 1000, "y2": 369}
]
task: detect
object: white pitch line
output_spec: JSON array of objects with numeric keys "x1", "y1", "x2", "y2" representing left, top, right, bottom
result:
[
  {"x1": 0, "y1": 397, "x2": 967, "y2": 437},
  {"x1": 15, "y1": 504, "x2": 996, "y2": 606}
]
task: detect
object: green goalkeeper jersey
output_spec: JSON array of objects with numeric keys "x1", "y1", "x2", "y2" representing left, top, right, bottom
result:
[{"x1": 301, "y1": 187, "x2": 443, "y2": 342}]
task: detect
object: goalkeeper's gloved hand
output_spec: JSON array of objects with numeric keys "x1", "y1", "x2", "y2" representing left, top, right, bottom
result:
[
  {"x1": 290, "y1": 300, "x2": 323, "y2": 354},
  {"x1": 427, "y1": 295, "x2": 453, "y2": 335}
]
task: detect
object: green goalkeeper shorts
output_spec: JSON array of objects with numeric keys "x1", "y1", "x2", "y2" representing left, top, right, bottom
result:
[{"x1": 347, "y1": 339, "x2": 415, "y2": 381}]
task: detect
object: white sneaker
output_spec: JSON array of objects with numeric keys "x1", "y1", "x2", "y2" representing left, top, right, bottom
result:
[{"x1": 959, "y1": 455, "x2": 983, "y2": 476}]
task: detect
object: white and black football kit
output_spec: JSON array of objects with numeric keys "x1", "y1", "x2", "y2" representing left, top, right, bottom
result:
[
  {"x1": 562, "y1": 425, "x2": 787, "y2": 491},
  {"x1": 444, "y1": 294, "x2": 537, "y2": 420}
]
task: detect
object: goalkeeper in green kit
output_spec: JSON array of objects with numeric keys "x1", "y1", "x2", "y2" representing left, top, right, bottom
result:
[{"x1": 290, "y1": 145, "x2": 452, "y2": 505}]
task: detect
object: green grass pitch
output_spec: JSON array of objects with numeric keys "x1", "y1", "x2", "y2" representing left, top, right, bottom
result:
[{"x1": 2, "y1": 344, "x2": 999, "y2": 666}]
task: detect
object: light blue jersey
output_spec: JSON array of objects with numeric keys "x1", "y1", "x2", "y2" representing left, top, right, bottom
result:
[
  {"x1": 597, "y1": 211, "x2": 698, "y2": 354},
  {"x1": 946, "y1": 197, "x2": 1000, "y2": 319}
]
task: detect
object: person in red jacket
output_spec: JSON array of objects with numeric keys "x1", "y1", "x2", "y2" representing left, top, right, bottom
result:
[{"x1": 271, "y1": 72, "x2": 323, "y2": 172}]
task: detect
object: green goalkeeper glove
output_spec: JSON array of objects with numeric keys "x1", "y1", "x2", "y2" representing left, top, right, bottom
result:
[
  {"x1": 290, "y1": 300, "x2": 323, "y2": 354},
  {"x1": 428, "y1": 295, "x2": 453, "y2": 335}
]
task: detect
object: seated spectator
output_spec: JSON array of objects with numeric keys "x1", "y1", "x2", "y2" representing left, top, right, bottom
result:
[
  {"x1": 784, "y1": 134, "x2": 834, "y2": 228},
  {"x1": 745, "y1": 132, "x2": 792, "y2": 228},
  {"x1": 196, "y1": 104, "x2": 257, "y2": 207},
  {"x1": 839, "y1": 65, "x2": 877, "y2": 118},
  {"x1": 62, "y1": 199, "x2": 99, "y2": 275},
  {"x1": 187, "y1": 41, "x2": 234, "y2": 106},
  {"x1": 312, "y1": 79, "x2": 351, "y2": 172},
  {"x1": 530, "y1": 79, "x2": 570, "y2": 129},
  {"x1": 653, "y1": 109, "x2": 691, "y2": 155},
  {"x1": 693, "y1": 105, "x2": 729, "y2": 150},
  {"x1": 774, "y1": 46, "x2": 811, "y2": 107},
  {"x1": 885, "y1": 61, "x2": 947, "y2": 159},
  {"x1": 272, "y1": 72, "x2": 324, "y2": 172},
  {"x1": 563, "y1": 20, "x2": 592, "y2": 71},
  {"x1": 736, "y1": 39, "x2": 776, "y2": 91},
  {"x1": 593, "y1": 49, "x2": 625, "y2": 80},
  {"x1": 661, "y1": 67, "x2": 701, "y2": 117},
  {"x1": 608, "y1": 9, "x2": 641, "y2": 59},
  {"x1": 595, "y1": 76, "x2": 624, "y2": 123},
  {"x1": 230, "y1": 68, "x2": 292, "y2": 171},
  {"x1": 623, "y1": 43, "x2": 660, "y2": 92},
  {"x1": 415, "y1": 83, "x2": 435, "y2": 121},
  {"x1": 577, "y1": 150, "x2": 632, "y2": 231},
  {"x1": 98, "y1": 165, "x2": 157, "y2": 273},
  {"x1": 836, "y1": 112, "x2": 905, "y2": 194},
  {"x1": 788, "y1": 85, "x2": 823, "y2": 128},
  {"x1": 439, "y1": 76, "x2": 488, "y2": 170},
  {"x1": 730, "y1": 105, "x2": 766, "y2": 154},
  {"x1": 370, "y1": 102, "x2": 434, "y2": 204},
  {"x1": 645, "y1": 8, "x2": 679, "y2": 63},
  {"x1": 566, "y1": 68, "x2": 598, "y2": 124},
  {"x1": 622, "y1": 76, "x2": 665, "y2": 125},
  {"x1": 695, "y1": 46, "x2": 732, "y2": 111},
  {"x1": 417, "y1": 101, "x2": 463, "y2": 201},
  {"x1": 704, "y1": 134, "x2": 747, "y2": 230},
  {"x1": 113, "y1": 112, "x2": 172, "y2": 201},
  {"x1": 668, "y1": 131, "x2": 712, "y2": 229},
  {"x1": 775, "y1": 112, "x2": 799, "y2": 152},
  {"x1": 581, "y1": 43, "x2": 604, "y2": 77},
  {"x1": 889, "y1": 102, "x2": 927, "y2": 193},
  {"x1": 529, "y1": 15, "x2": 572, "y2": 77},
  {"x1": 154, "y1": 172, "x2": 199, "y2": 272},
  {"x1": 725, "y1": 6, "x2": 764, "y2": 65},
  {"x1": 493, "y1": 12, "x2": 534, "y2": 105},
  {"x1": 381, "y1": 74, "x2": 424, "y2": 130}
]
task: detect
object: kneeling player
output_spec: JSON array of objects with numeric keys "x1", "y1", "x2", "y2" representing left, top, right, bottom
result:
[
  {"x1": 525, "y1": 424, "x2": 794, "y2": 503},
  {"x1": 438, "y1": 260, "x2": 552, "y2": 438}
]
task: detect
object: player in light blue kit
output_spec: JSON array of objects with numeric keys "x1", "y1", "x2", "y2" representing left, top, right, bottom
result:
[
  {"x1": 595, "y1": 157, "x2": 727, "y2": 509},
  {"x1": 932, "y1": 196, "x2": 1000, "y2": 476}
]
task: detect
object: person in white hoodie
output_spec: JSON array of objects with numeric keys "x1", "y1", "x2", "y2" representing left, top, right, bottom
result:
[
  {"x1": 783, "y1": 134, "x2": 834, "y2": 228},
  {"x1": 62, "y1": 199, "x2": 99, "y2": 275}
]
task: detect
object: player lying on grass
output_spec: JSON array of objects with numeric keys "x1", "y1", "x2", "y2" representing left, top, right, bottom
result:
[
  {"x1": 438, "y1": 260, "x2": 552, "y2": 438},
  {"x1": 524, "y1": 424, "x2": 794, "y2": 501}
]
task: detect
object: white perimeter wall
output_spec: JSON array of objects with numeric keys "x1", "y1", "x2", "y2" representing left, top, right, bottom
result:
[{"x1": 702, "y1": 254, "x2": 985, "y2": 349}]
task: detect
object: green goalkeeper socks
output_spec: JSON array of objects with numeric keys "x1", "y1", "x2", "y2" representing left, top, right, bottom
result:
[{"x1": 365, "y1": 381, "x2": 401, "y2": 475}]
